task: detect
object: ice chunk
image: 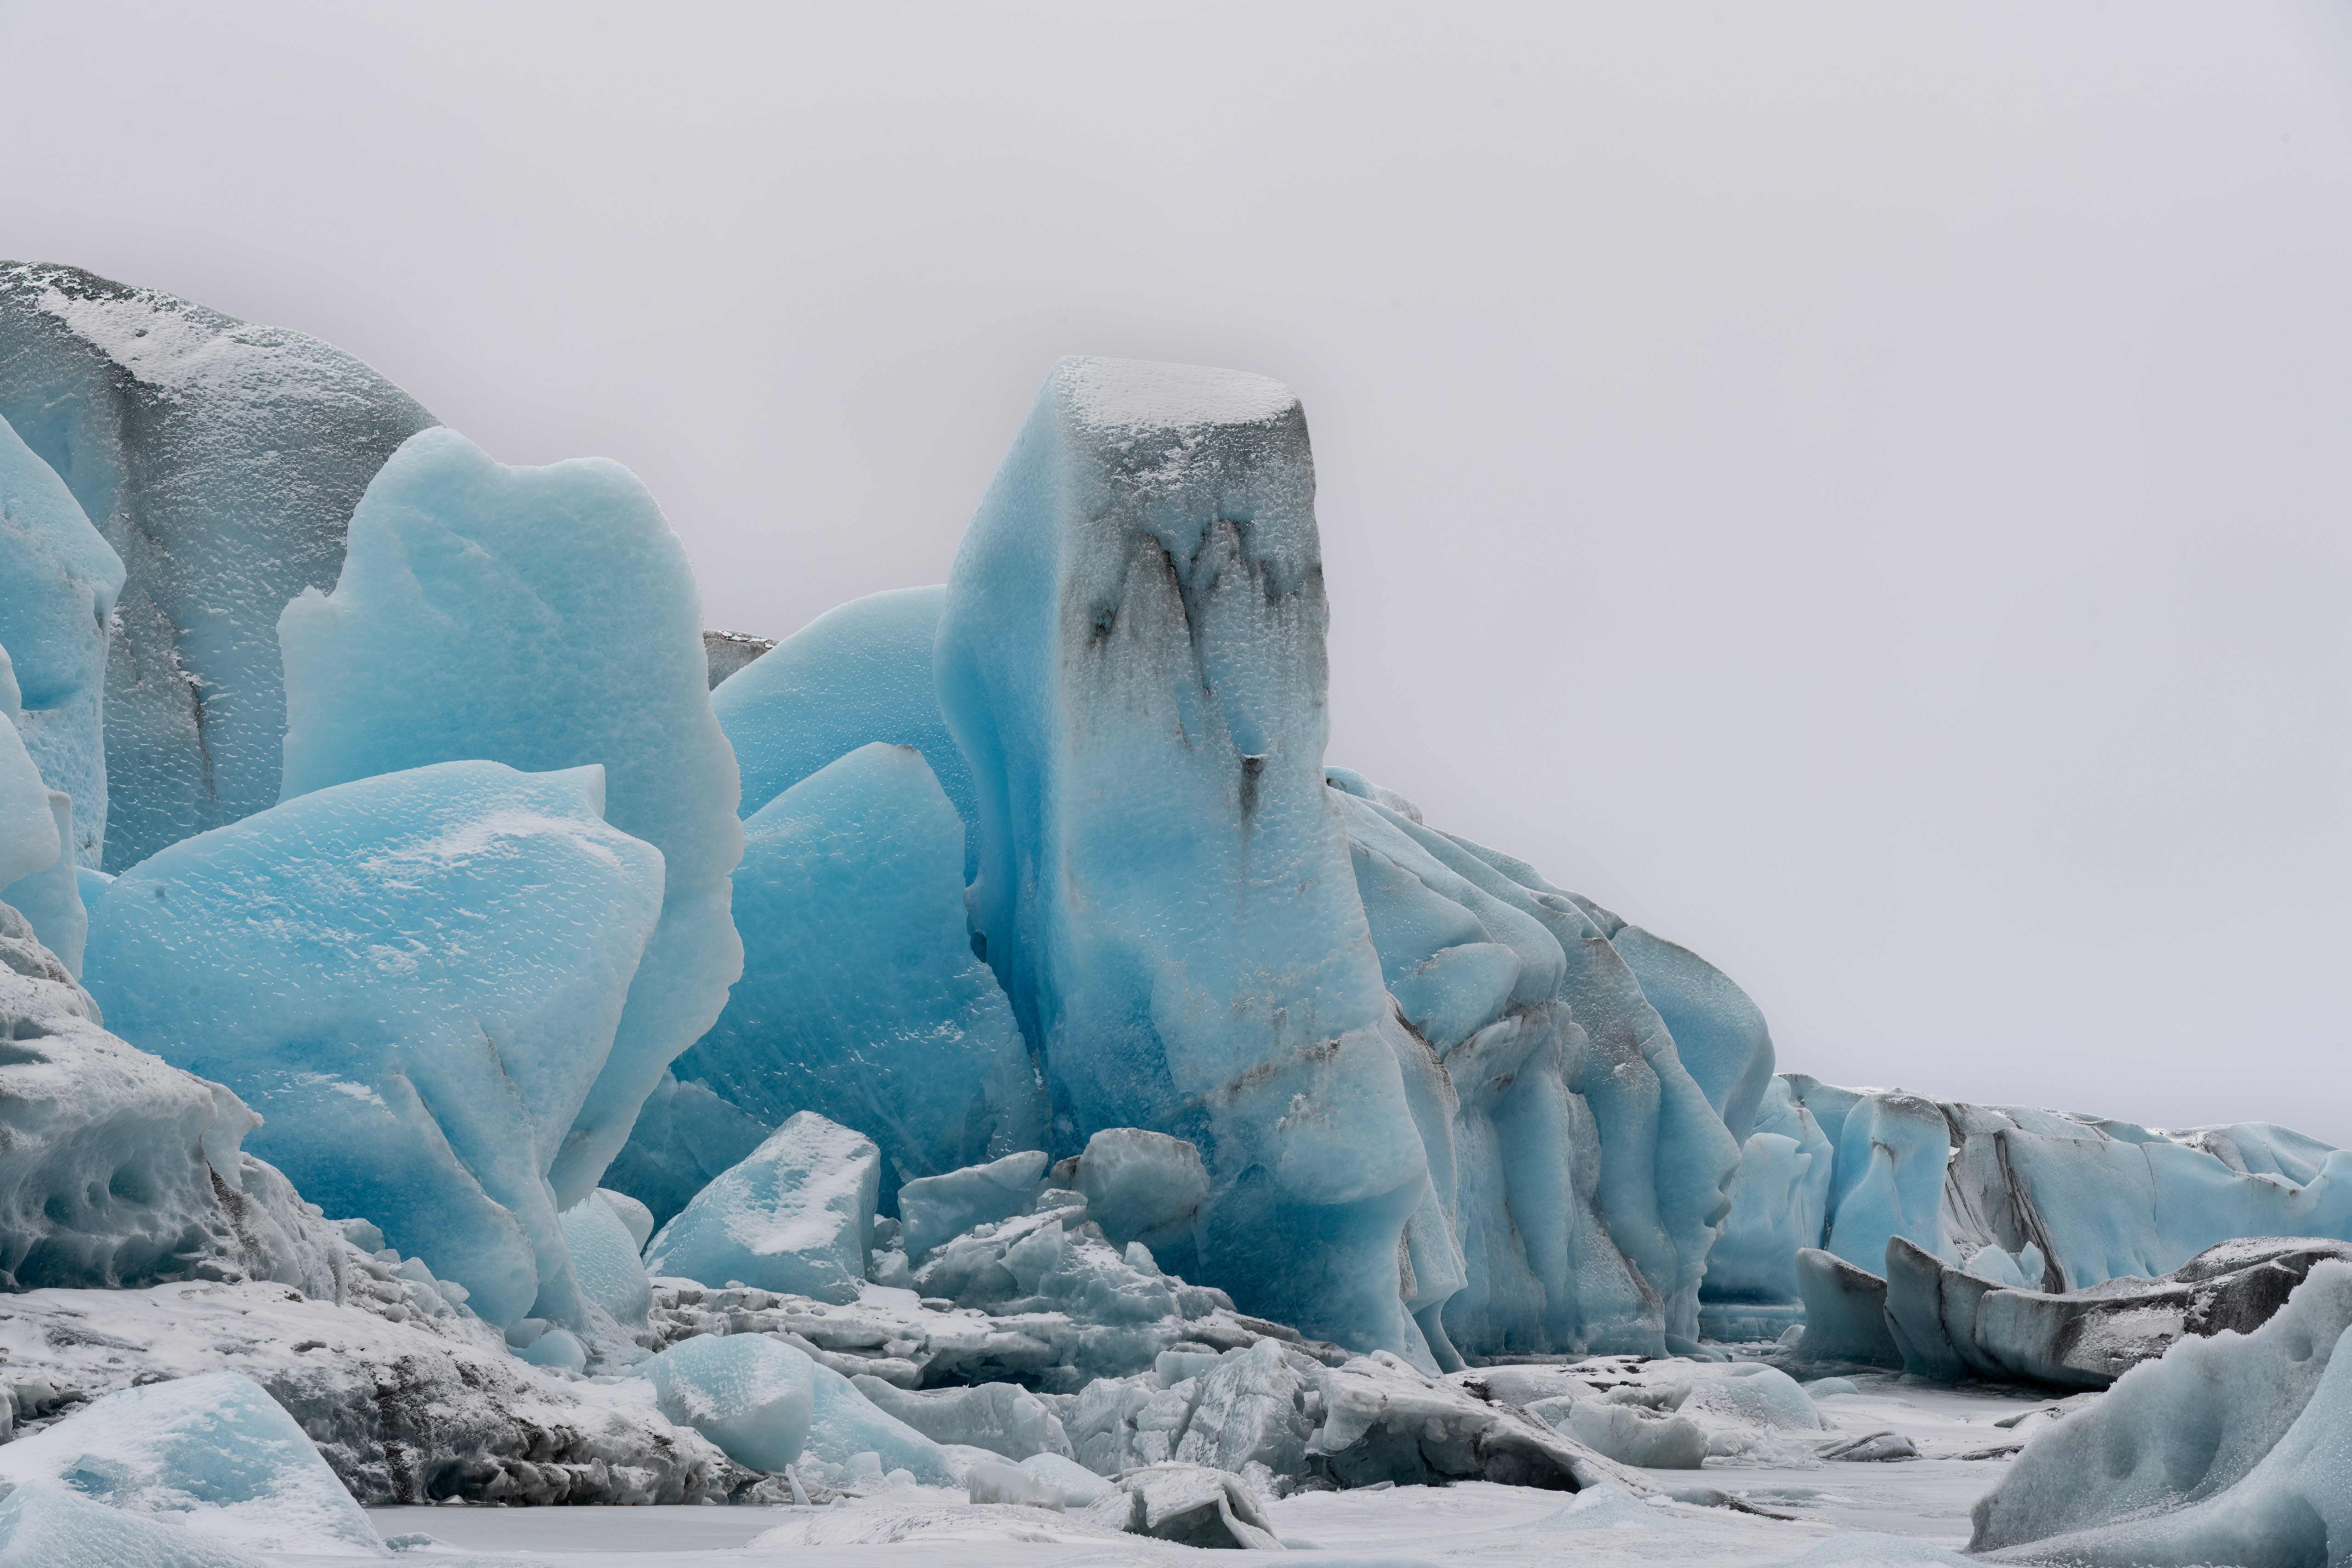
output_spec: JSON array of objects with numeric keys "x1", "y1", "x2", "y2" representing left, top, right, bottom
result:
[
  {"x1": 1172, "y1": 1340, "x2": 1312, "y2": 1476},
  {"x1": 1018, "y1": 1452, "x2": 1114, "y2": 1506},
  {"x1": 712, "y1": 586, "x2": 980, "y2": 874},
  {"x1": 82, "y1": 759, "x2": 665, "y2": 1326},
  {"x1": 0, "y1": 651, "x2": 59, "y2": 892},
  {"x1": 642, "y1": 1112, "x2": 880, "y2": 1302},
  {"x1": 804, "y1": 1363, "x2": 957, "y2": 1486},
  {"x1": 1677, "y1": 1363, "x2": 1822, "y2": 1431},
  {"x1": 1084, "y1": 1464, "x2": 1283, "y2": 1549},
  {"x1": 0, "y1": 413, "x2": 122, "y2": 868},
  {"x1": 597, "y1": 1187, "x2": 656, "y2": 1251},
  {"x1": 1535, "y1": 1399, "x2": 1708, "y2": 1469},
  {"x1": 0, "y1": 1370, "x2": 378, "y2": 1556},
  {"x1": 600, "y1": 1071, "x2": 772, "y2": 1231},
  {"x1": 1308, "y1": 1352, "x2": 1640, "y2": 1491},
  {"x1": 0, "y1": 1483, "x2": 266, "y2": 1568},
  {"x1": 559, "y1": 1192, "x2": 654, "y2": 1328},
  {"x1": 1073, "y1": 1129, "x2": 1210, "y2": 1256},
  {"x1": 965, "y1": 1458, "x2": 1063, "y2": 1509},
  {"x1": 668, "y1": 744, "x2": 1043, "y2": 1209},
  {"x1": 276, "y1": 425, "x2": 743, "y2": 1208},
  {"x1": 639, "y1": 1333, "x2": 815, "y2": 1474},
  {"x1": 1792, "y1": 1247, "x2": 1903, "y2": 1369},
  {"x1": 0, "y1": 263, "x2": 439, "y2": 872},
  {"x1": 0, "y1": 902, "x2": 351, "y2": 1295},
  {"x1": 1971, "y1": 1261, "x2": 2352, "y2": 1564},
  {"x1": 897, "y1": 1150, "x2": 1048, "y2": 1259},
  {"x1": 936, "y1": 357, "x2": 1432, "y2": 1355},
  {"x1": 1, "y1": 787, "x2": 82, "y2": 976},
  {"x1": 849, "y1": 1375, "x2": 1073, "y2": 1460}
]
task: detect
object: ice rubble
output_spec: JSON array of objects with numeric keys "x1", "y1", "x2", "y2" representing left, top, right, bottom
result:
[
  {"x1": 1971, "y1": 1260, "x2": 2352, "y2": 1566},
  {"x1": 82, "y1": 759, "x2": 666, "y2": 1327},
  {"x1": 667, "y1": 744, "x2": 1043, "y2": 1208},
  {"x1": 644, "y1": 1112, "x2": 882, "y2": 1302},
  {"x1": 0, "y1": 262, "x2": 439, "y2": 872},
  {"x1": 277, "y1": 424, "x2": 744, "y2": 1209},
  {"x1": 0, "y1": 900, "x2": 356, "y2": 1296},
  {"x1": 711, "y1": 585, "x2": 980, "y2": 873},
  {"x1": 0, "y1": 1370, "x2": 377, "y2": 1557},
  {"x1": 0, "y1": 413, "x2": 122, "y2": 870}
]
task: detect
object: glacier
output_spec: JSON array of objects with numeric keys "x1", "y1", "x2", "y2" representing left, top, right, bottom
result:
[
  {"x1": 81, "y1": 759, "x2": 665, "y2": 1327},
  {"x1": 0, "y1": 263, "x2": 438, "y2": 872},
  {"x1": 277, "y1": 424, "x2": 744, "y2": 1207},
  {"x1": 668, "y1": 742, "x2": 1043, "y2": 1206}
]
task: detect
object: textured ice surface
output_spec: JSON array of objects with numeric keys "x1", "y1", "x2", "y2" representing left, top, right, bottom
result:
[
  {"x1": 0, "y1": 262, "x2": 439, "y2": 871},
  {"x1": 1070, "y1": 1128, "x2": 1210, "y2": 1257},
  {"x1": 1712, "y1": 1073, "x2": 2352, "y2": 1331},
  {"x1": 0, "y1": 786, "x2": 82, "y2": 976},
  {"x1": 0, "y1": 653, "x2": 59, "y2": 893},
  {"x1": 669, "y1": 743, "x2": 1043, "y2": 1207},
  {"x1": 0, "y1": 901, "x2": 357, "y2": 1296},
  {"x1": 559, "y1": 1192, "x2": 655, "y2": 1329},
  {"x1": 701, "y1": 628, "x2": 776, "y2": 690},
  {"x1": 0, "y1": 1482, "x2": 267, "y2": 1568},
  {"x1": 277, "y1": 424, "x2": 742, "y2": 1207},
  {"x1": 601, "y1": 1072, "x2": 771, "y2": 1231},
  {"x1": 713, "y1": 586, "x2": 979, "y2": 872},
  {"x1": 896, "y1": 1150, "x2": 1049, "y2": 1259},
  {"x1": 0, "y1": 413, "x2": 123, "y2": 867},
  {"x1": 1331, "y1": 775, "x2": 1742, "y2": 1357},
  {"x1": 638, "y1": 1333, "x2": 815, "y2": 1474},
  {"x1": 82, "y1": 759, "x2": 664, "y2": 1326},
  {"x1": 851, "y1": 1376, "x2": 1073, "y2": 1461},
  {"x1": 804, "y1": 1362, "x2": 958, "y2": 1485},
  {"x1": 0, "y1": 1370, "x2": 378, "y2": 1556},
  {"x1": 643, "y1": 1113, "x2": 879, "y2": 1302},
  {"x1": 936, "y1": 357, "x2": 1431, "y2": 1356},
  {"x1": 1972, "y1": 1260, "x2": 2352, "y2": 1564},
  {"x1": 1792, "y1": 1248, "x2": 1902, "y2": 1368}
]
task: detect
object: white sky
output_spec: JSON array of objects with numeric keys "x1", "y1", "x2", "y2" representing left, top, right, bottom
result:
[{"x1": 7, "y1": 1, "x2": 2348, "y2": 1141}]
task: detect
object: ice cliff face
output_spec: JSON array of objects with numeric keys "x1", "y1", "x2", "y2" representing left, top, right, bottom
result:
[
  {"x1": 0, "y1": 263, "x2": 438, "y2": 872},
  {"x1": 935, "y1": 358, "x2": 1436, "y2": 1357}
]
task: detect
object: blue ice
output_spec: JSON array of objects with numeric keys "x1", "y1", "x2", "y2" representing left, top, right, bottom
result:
[
  {"x1": 277, "y1": 425, "x2": 742, "y2": 1209},
  {"x1": 643, "y1": 1111, "x2": 879, "y2": 1302},
  {"x1": 670, "y1": 742, "x2": 1044, "y2": 1206},
  {"x1": 82, "y1": 759, "x2": 664, "y2": 1327}
]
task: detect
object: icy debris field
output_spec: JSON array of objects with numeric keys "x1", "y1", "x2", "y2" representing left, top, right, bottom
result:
[{"x1": 331, "y1": 1371, "x2": 2036, "y2": 1568}]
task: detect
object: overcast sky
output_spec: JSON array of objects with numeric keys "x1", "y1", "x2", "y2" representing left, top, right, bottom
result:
[{"x1": 7, "y1": 0, "x2": 2348, "y2": 1142}]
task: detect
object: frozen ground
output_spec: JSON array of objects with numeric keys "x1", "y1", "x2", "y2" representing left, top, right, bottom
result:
[{"x1": 310, "y1": 1374, "x2": 2038, "y2": 1568}]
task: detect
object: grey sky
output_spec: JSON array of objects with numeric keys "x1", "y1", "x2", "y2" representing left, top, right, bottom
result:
[{"x1": 7, "y1": 1, "x2": 2348, "y2": 1141}]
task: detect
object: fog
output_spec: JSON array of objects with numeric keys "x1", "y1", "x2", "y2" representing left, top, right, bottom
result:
[{"x1": 7, "y1": 0, "x2": 2348, "y2": 1138}]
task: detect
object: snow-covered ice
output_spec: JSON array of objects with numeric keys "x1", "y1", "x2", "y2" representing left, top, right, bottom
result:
[
  {"x1": 0, "y1": 262, "x2": 439, "y2": 872},
  {"x1": 277, "y1": 424, "x2": 744, "y2": 1210},
  {"x1": 645, "y1": 1113, "x2": 881, "y2": 1303}
]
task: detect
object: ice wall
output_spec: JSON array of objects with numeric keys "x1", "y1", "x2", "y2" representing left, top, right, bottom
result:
[
  {"x1": 934, "y1": 357, "x2": 1431, "y2": 1356},
  {"x1": 277, "y1": 426, "x2": 743, "y2": 1207},
  {"x1": 0, "y1": 412, "x2": 124, "y2": 867},
  {"x1": 715, "y1": 585, "x2": 980, "y2": 877},
  {"x1": 670, "y1": 742, "x2": 1043, "y2": 1206},
  {"x1": 1708, "y1": 1073, "x2": 2352, "y2": 1319},
  {"x1": 82, "y1": 759, "x2": 665, "y2": 1326},
  {"x1": 1329, "y1": 773, "x2": 1744, "y2": 1354},
  {"x1": 0, "y1": 262, "x2": 437, "y2": 870}
]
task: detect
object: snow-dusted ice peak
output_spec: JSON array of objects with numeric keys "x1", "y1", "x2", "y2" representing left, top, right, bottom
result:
[
  {"x1": 937, "y1": 356, "x2": 1428, "y2": 1358},
  {"x1": 0, "y1": 263, "x2": 438, "y2": 872},
  {"x1": 277, "y1": 425, "x2": 743, "y2": 1210},
  {"x1": 1056, "y1": 356, "x2": 1300, "y2": 440}
]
